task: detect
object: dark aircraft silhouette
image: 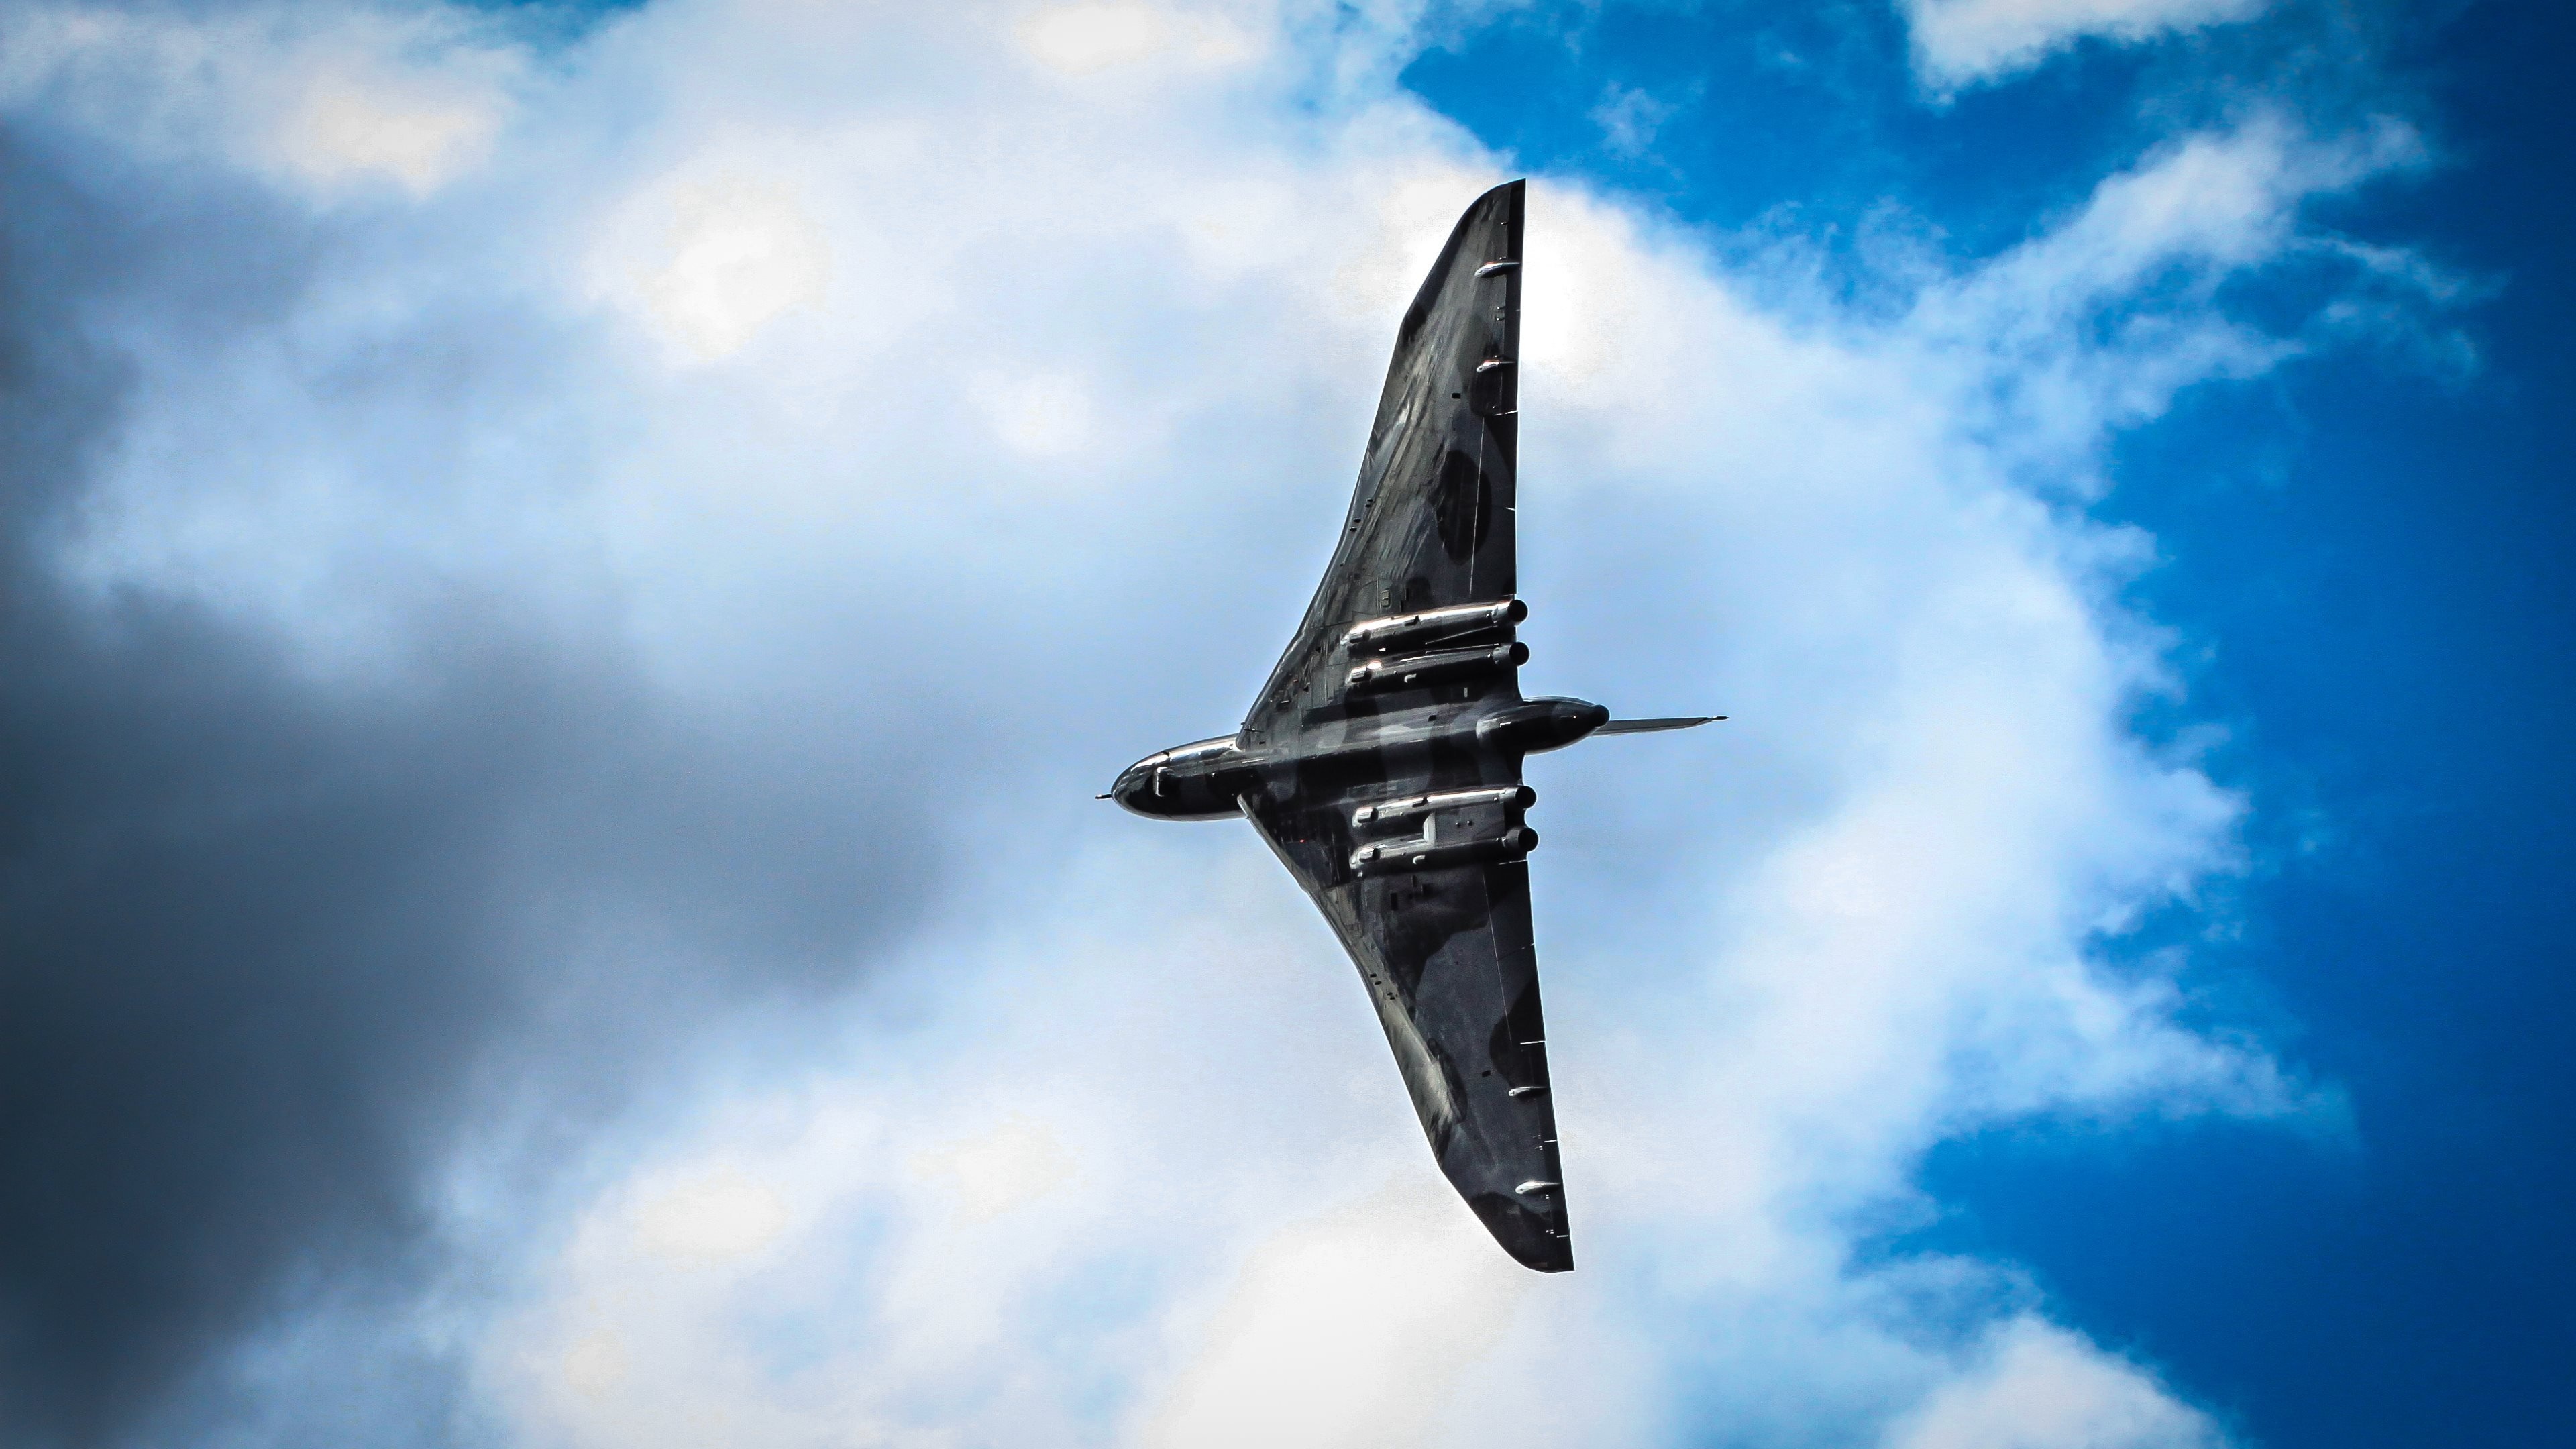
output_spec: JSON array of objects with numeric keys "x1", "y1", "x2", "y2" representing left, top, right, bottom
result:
[{"x1": 1108, "y1": 180, "x2": 1718, "y2": 1272}]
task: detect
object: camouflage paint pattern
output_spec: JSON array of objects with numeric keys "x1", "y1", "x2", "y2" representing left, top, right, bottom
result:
[{"x1": 1112, "y1": 182, "x2": 1603, "y2": 1271}]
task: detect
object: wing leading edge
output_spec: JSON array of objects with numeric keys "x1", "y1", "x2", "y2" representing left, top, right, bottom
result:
[{"x1": 1246, "y1": 179, "x2": 1523, "y2": 741}]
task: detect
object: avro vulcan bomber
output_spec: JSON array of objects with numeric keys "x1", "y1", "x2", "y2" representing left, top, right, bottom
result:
[{"x1": 1108, "y1": 181, "x2": 1718, "y2": 1272}]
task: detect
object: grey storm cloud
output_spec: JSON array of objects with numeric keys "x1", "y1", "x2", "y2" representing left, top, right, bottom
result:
[{"x1": 0, "y1": 129, "x2": 932, "y2": 1447}]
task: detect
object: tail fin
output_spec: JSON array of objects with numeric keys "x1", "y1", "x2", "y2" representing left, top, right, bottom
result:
[{"x1": 1595, "y1": 716, "x2": 1725, "y2": 735}]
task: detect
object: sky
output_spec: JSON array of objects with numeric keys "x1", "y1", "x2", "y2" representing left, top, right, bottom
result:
[{"x1": 0, "y1": 1, "x2": 2564, "y2": 1446}]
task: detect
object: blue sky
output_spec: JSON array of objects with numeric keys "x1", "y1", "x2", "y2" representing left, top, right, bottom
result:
[
  {"x1": 1413, "y1": 6, "x2": 2571, "y2": 1443},
  {"x1": 0, "y1": 1, "x2": 2563, "y2": 1446},
  {"x1": 1419, "y1": 7, "x2": 2571, "y2": 1445}
]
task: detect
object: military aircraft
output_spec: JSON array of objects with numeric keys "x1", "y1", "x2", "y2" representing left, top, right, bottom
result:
[{"x1": 1107, "y1": 180, "x2": 1719, "y2": 1272}]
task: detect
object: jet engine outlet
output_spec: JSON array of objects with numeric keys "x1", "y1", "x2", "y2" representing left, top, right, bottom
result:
[
  {"x1": 1342, "y1": 597, "x2": 1528, "y2": 655},
  {"x1": 1350, "y1": 825, "x2": 1538, "y2": 877},
  {"x1": 1344, "y1": 641, "x2": 1528, "y2": 694}
]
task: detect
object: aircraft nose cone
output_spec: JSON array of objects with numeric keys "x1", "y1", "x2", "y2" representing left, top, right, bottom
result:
[{"x1": 1109, "y1": 755, "x2": 1161, "y2": 816}]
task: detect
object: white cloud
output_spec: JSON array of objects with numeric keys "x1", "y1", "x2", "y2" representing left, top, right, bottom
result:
[
  {"x1": 1020, "y1": 3, "x2": 1170, "y2": 72},
  {"x1": 1015, "y1": 1, "x2": 1267, "y2": 78},
  {"x1": 1885, "y1": 1318, "x2": 2222, "y2": 1449},
  {"x1": 1136, "y1": 1177, "x2": 1532, "y2": 1448},
  {"x1": 1900, "y1": 0, "x2": 2270, "y2": 91},
  {"x1": 0, "y1": 0, "x2": 2431, "y2": 1444},
  {"x1": 977, "y1": 368, "x2": 1104, "y2": 458},
  {"x1": 1593, "y1": 81, "x2": 1681, "y2": 159},
  {"x1": 630, "y1": 1164, "x2": 794, "y2": 1261},
  {"x1": 0, "y1": 3, "x2": 518, "y2": 195},
  {"x1": 276, "y1": 65, "x2": 506, "y2": 193},
  {"x1": 629, "y1": 174, "x2": 837, "y2": 362},
  {"x1": 909, "y1": 1113, "x2": 1081, "y2": 1222}
]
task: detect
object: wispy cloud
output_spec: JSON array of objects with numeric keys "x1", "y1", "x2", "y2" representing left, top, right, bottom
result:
[
  {"x1": 1593, "y1": 80, "x2": 1686, "y2": 160},
  {"x1": 1898, "y1": 0, "x2": 2271, "y2": 92}
]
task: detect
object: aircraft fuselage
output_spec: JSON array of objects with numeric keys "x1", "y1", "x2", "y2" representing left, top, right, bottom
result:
[{"x1": 1112, "y1": 694, "x2": 1610, "y2": 822}]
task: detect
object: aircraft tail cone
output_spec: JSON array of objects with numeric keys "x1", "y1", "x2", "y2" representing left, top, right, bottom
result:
[{"x1": 1594, "y1": 716, "x2": 1726, "y2": 735}]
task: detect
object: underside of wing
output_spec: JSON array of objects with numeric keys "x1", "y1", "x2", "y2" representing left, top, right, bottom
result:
[
  {"x1": 1246, "y1": 180, "x2": 1525, "y2": 740},
  {"x1": 1241, "y1": 791, "x2": 1572, "y2": 1273},
  {"x1": 1229, "y1": 180, "x2": 1569, "y2": 1271}
]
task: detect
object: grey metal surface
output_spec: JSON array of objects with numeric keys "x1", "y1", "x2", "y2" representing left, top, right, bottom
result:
[{"x1": 1110, "y1": 180, "x2": 1715, "y2": 1272}]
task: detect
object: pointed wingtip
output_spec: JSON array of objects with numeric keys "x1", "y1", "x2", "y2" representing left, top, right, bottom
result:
[{"x1": 1466, "y1": 1191, "x2": 1574, "y2": 1272}]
